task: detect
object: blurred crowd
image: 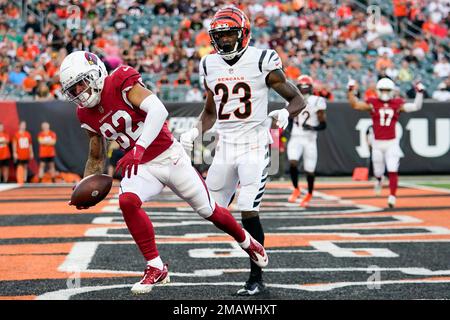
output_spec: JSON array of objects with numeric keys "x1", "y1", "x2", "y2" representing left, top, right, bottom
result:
[{"x1": 0, "y1": 0, "x2": 449, "y2": 102}]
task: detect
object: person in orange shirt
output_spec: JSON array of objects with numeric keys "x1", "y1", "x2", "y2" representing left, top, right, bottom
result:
[
  {"x1": 376, "y1": 52, "x2": 393, "y2": 71},
  {"x1": 337, "y1": 2, "x2": 353, "y2": 20},
  {"x1": 195, "y1": 29, "x2": 210, "y2": 47},
  {"x1": 173, "y1": 71, "x2": 191, "y2": 87},
  {"x1": 0, "y1": 123, "x2": 11, "y2": 182},
  {"x1": 16, "y1": 41, "x2": 40, "y2": 62},
  {"x1": 364, "y1": 83, "x2": 378, "y2": 100},
  {"x1": 284, "y1": 60, "x2": 301, "y2": 80},
  {"x1": 37, "y1": 122, "x2": 57, "y2": 183},
  {"x1": 12, "y1": 121, "x2": 34, "y2": 184}
]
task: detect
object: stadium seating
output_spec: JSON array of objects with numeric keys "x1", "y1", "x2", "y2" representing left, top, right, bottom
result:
[{"x1": 1, "y1": 1, "x2": 448, "y2": 102}]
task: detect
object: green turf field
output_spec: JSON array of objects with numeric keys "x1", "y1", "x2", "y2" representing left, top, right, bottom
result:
[{"x1": 420, "y1": 184, "x2": 450, "y2": 190}]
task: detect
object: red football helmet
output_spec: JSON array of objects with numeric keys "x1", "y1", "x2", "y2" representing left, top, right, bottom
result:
[
  {"x1": 297, "y1": 75, "x2": 314, "y2": 95},
  {"x1": 209, "y1": 6, "x2": 251, "y2": 61}
]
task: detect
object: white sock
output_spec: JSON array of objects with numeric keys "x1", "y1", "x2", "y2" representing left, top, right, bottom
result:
[
  {"x1": 238, "y1": 230, "x2": 251, "y2": 249},
  {"x1": 147, "y1": 256, "x2": 164, "y2": 270}
]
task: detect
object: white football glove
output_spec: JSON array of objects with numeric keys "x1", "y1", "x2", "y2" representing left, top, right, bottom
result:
[
  {"x1": 415, "y1": 82, "x2": 425, "y2": 93},
  {"x1": 347, "y1": 79, "x2": 357, "y2": 91},
  {"x1": 268, "y1": 109, "x2": 289, "y2": 129},
  {"x1": 179, "y1": 127, "x2": 199, "y2": 152}
]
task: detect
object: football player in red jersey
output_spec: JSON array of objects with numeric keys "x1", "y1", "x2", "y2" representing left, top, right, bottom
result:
[
  {"x1": 59, "y1": 51, "x2": 268, "y2": 295},
  {"x1": 347, "y1": 78, "x2": 425, "y2": 208}
]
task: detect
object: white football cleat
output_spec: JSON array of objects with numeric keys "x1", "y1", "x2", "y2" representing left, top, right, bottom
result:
[
  {"x1": 388, "y1": 195, "x2": 396, "y2": 208},
  {"x1": 374, "y1": 178, "x2": 383, "y2": 196}
]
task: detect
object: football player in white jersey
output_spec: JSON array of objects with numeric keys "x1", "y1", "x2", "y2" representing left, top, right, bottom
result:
[
  {"x1": 180, "y1": 6, "x2": 306, "y2": 296},
  {"x1": 287, "y1": 75, "x2": 327, "y2": 207}
]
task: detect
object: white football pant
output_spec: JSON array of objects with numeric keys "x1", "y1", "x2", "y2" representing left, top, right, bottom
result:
[
  {"x1": 371, "y1": 139, "x2": 402, "y2": 177},
  {"x1": 119, "y1": 140, "x2": 215, "y2": 218},
  {"x1": 287, "y1": 136, "x2": 318, "y2": 173},
  {"x1": 206, "y1": 141, "x2": 270, "y2": 212}
]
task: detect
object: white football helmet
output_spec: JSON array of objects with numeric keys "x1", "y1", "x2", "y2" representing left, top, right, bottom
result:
[
  {"x1": 376, "y1": 78, "x2": 395, "y2": 102},
  {"x1": 59, "y1": 51, "x2": 107, "y2": 108}
]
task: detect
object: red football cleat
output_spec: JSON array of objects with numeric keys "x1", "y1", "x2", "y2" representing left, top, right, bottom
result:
[
  {"x1": 131, "y1": 263, "x2": 170, "y2": 294},
  {"x1": 288, "y1": 188, "x2": 301, "y2": 203},
  {"x1": 242, "y1": 233, "x2": 268, "y2": 268},
  {"x1": 300, "y1": 193, "x2": 312, "y2": 207}
]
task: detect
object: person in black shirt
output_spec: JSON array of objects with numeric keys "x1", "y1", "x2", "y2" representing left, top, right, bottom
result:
[
  {"x1": 23, "y1": 15, "x2": 41, "y2": 34},
  {"x1": 112, "y1": 14, "x2": 129, "y2": 32}
]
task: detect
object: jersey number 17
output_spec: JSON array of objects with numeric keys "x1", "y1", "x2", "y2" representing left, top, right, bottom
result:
[{"x1": 379, "y1": 108, "x2": 394, "y2": 126}]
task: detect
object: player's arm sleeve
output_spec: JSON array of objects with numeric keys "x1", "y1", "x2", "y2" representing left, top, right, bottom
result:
[
  {"x1": 402, "y1": 93, "x2": 423, "y2": 112},
  {"x1": 311, "y1": 119, "x2": 327, "y2": 131},
  {"x1": 134, "y1": 93, "x2": 168, "y2": 149},
  {"x1": 304, "y1": 113, "x2": 327, "y2": 131}
]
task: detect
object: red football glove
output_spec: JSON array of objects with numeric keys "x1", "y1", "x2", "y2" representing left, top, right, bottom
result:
[{"x1": 115, "y1": 145, "x2": 146, "y2": 179}]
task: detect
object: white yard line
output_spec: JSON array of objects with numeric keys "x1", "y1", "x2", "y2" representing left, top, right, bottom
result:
[{"x1": 0, "y1": 183, "x2": 19, "y2": 192}]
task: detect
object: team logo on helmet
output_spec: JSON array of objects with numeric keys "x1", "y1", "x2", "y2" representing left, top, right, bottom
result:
[{"x1": 85, "y1": 52, "x2": 98, "y2": 65}]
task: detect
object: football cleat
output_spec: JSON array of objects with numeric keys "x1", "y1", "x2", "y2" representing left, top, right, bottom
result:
[
  {"x1": 236, "y1": 280, "x2": 267, "y2": 296},
  {"x1": 388, "y1": 195, "x2": 396, "y2": 208},
  {"x1": 374, "y1": 178, "x2": 383, "y2": 196},
  {"x1": 288, "y1": 188, "x2": 301, "y2": 203},
  {"x1": 300, "y1": 193, "x2": 312, "y2": 207},
  {"x1": 131, "y1": 263, "x2": 170, "y2": 294},
  {"x1": 242, "y1": 232, "x2": 268, "y2": 268}
]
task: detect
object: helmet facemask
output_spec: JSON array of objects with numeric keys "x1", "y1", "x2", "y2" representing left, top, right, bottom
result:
[
  {"x1": 63, "y1": 69, "x2": 102, "y2": 108},
  {"x1": 210, "y1": 27, "x2": 246, "y2": 60},
  {"x1": 296, "y1": 75, "x2": 314, "y2": 96},
  {"x1": 377, "y1": 88, "x2": 393, "y2": 101},
  {"x1": 297, "y1": 84, "x2": 313, "y2": 96}
]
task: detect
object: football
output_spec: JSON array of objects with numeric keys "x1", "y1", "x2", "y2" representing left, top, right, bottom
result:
[{"x1": 70, "y1": 174, "x2": 113, "y2": 207}]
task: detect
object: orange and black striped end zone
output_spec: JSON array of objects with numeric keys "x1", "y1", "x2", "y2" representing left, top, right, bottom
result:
[{"x1": 0, "y1": 181, "x2": 450, "y2": 300}]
